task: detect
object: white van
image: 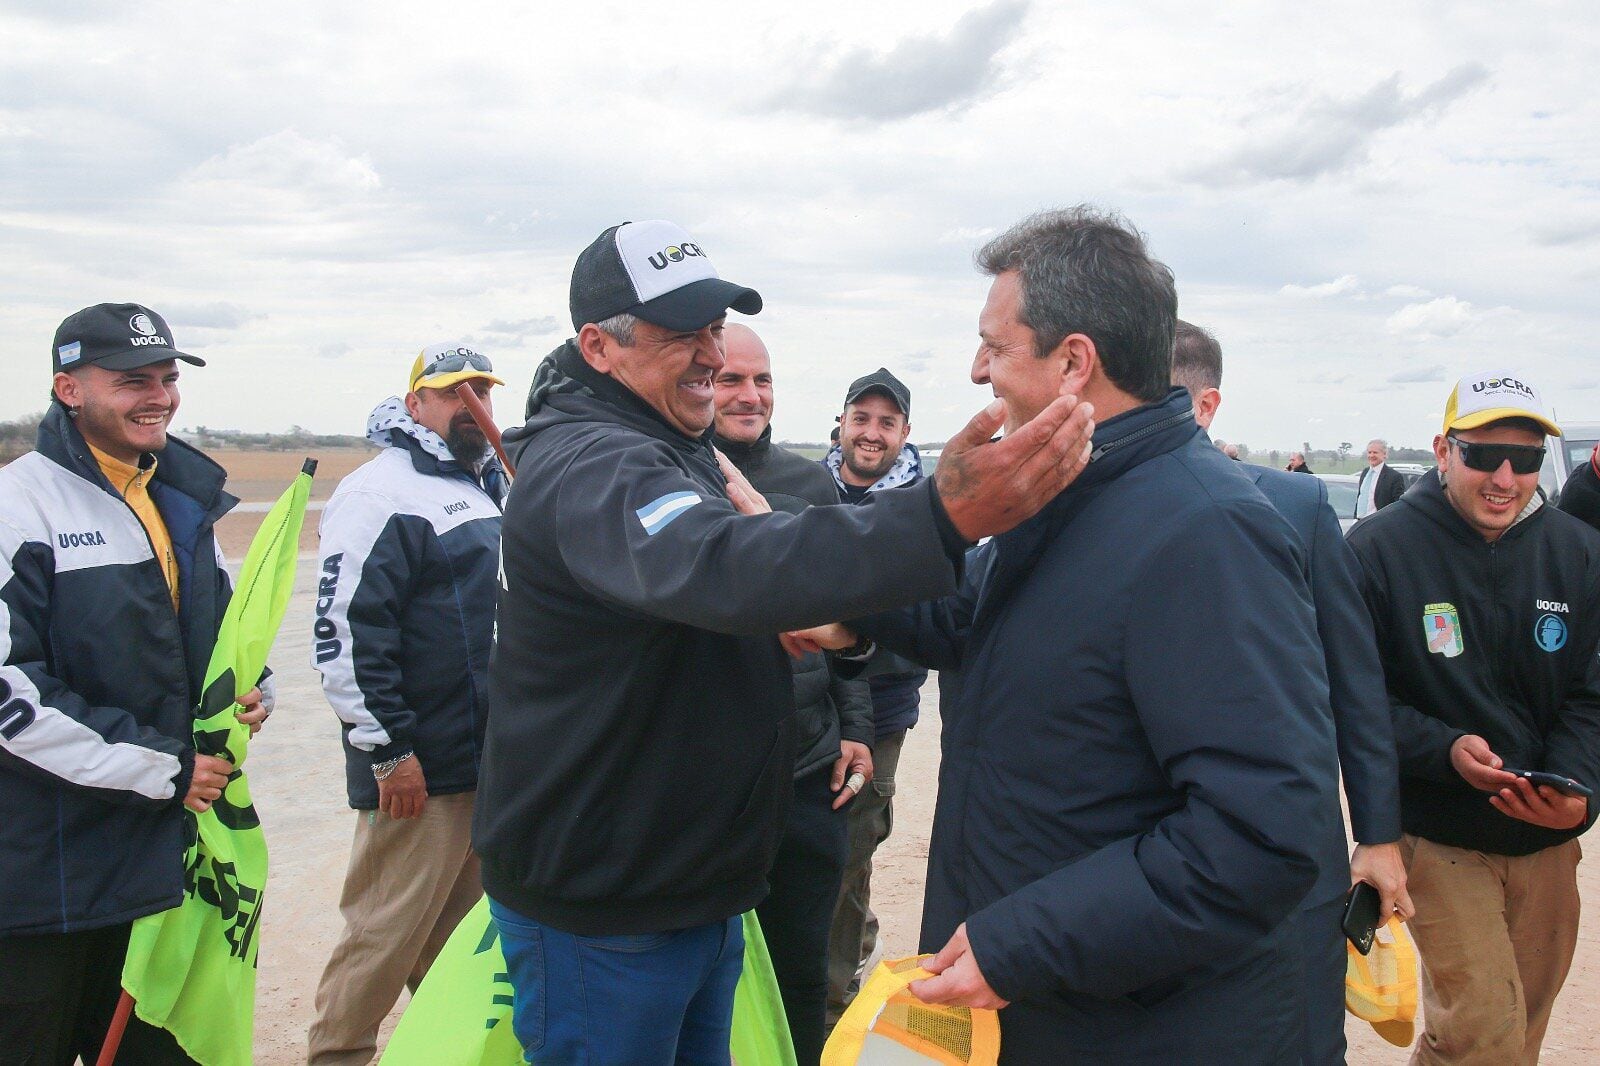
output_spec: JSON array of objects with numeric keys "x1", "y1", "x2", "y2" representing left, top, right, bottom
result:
[{"x1": 1542, "y1": 422, "x2": 1600, "y2": 504}]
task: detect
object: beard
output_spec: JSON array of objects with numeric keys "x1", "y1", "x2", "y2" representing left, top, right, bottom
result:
[
  {"x1": 842, "y1": 442, "x2": 896, "y2": 483},
  {"x1": 446, "y1": 420, "x2": 489, "y2": 467}
]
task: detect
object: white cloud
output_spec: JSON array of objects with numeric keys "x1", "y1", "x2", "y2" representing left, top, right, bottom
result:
[
  {"x1": 185, "y1": 130, "x2": 380, "y2": 196},
  {"x1": 939, "y1": 226, "x2": 998, "y2": 244},
  {"x1": 1385, "y1": 296, "x2": 1480, "y2": 338},
  {"x1": 1280, "y1": 274, "x2": 1361, "y2": 298}
]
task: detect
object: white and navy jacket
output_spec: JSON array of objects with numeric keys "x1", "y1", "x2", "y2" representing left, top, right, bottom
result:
[
  {"x1": 313, "y1": 400, "x2": 506, "y2": 809},
  {"x1": 0, "y1": 406, "x2": 239, "y2": 936}
]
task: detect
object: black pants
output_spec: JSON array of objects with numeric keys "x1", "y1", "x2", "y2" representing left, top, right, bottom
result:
[
  {"x1": 756, "y1": 765, "x2": 851, "y2": 1066},
  {"x1": 0, "y1": 923, "x2": 196, "y2": 1066}
]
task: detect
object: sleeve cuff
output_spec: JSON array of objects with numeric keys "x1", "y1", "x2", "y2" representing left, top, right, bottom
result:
[
  {"x1": 925, "y1": 478, "x2": 975, "y2": 559},
  {"x1": 840, "y1": 724, "x2": 875, "y2": 749},
  {"x1": 170, "y1": 747, "x2": 196, "y2": 807},
  {"x1": 370, "y1": 740, "x2": 414, "y2": 764}
]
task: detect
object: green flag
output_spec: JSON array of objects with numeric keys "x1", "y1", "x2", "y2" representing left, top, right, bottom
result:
[
  {"x1": 121, "y1": 459, "x2": 316, "y2": 1066},
  {"x1": 382, "y1": 904, "x2": 797, "y2": 1066}
]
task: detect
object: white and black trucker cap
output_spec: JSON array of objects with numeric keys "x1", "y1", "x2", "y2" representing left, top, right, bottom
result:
[{"x1": 569, "y1": 220, "x2": 762, "y2": 333}]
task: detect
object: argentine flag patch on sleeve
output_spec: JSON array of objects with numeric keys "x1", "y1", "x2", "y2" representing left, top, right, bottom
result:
[{"x1": 636, "y1": 491, "x2": 701, "y2": 535}]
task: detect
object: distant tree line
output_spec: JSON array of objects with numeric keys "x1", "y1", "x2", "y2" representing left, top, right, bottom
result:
[
  {"x1": 187, "y1": 425, "x2": 373, "y2": 451},
  {"x1": 0, "y1": 412, "x2": 372, "y2": 464},
  {"x1": 0, "y1": 411, "x2": 44, "y2": 462}
]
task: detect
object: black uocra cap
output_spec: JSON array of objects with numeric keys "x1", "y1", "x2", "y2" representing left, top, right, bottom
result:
[
  {"x1": 569, "y1": 220, "x2": 762, "y2": 333},
  {"x1": 844, "y1": 367, "x2": 911, "y2": 418},
  {"x1": 52, "y1": 303, "x2": 205, "y2": 374}
]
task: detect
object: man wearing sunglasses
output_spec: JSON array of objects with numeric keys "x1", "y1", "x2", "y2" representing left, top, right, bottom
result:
[
  {"x1": 1347, "y1": 371, "x2": 1600, "y2": 1064},
  {"x1": 309, "y1": 344, "x2": 508, "y2": 1065}
]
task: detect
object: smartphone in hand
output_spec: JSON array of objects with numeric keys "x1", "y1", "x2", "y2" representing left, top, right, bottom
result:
[
  {"x1": 1343, "y1": 880, "x2": 1382, "y2": 955},
  {"x1": 1501, "y1": 769, "x2": 1594, "y2": 800}
]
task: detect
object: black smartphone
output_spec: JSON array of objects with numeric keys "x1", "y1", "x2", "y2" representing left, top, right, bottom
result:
[
  {"x1": 1501, "y1": 768, "x2": 1594, "y2": 800},
  {"x1": 1343, "y1": 880, "x2": 1381, "y2": 955}
]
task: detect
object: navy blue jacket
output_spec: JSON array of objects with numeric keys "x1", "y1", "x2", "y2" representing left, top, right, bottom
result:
[
  {"x1": 1247, "y1": 466, "x2": 1402, "y2": 906},
  {"x1": 313, "y1": 408, "x2": 506, "y2": 810},
  {"x1": 0, "y1": 407, "x2": 236, "y2": 935},
  {"x1": 858, "y1": 390, "x2": 1342, "y2": 1061}
]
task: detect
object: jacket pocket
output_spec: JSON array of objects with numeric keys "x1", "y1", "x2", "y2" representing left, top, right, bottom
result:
[{"x1": 576, "y1": 931, "x2": 676, "y2": 954}]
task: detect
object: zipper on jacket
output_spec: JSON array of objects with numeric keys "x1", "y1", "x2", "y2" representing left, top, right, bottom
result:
[
  {"x1": 74, "y1": 445, "x2": 186, "y2": 631},
  {"x1": 1087, "y1": 409, "x2": 1196, "y2": 463},
  {"x1": 1488, "y1": 540, "x2": 1509, "y2": 705}
]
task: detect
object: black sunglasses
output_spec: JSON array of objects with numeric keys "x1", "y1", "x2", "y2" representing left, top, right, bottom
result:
[
  {"x1": 1447, "y1": 436, "x2": 1546, "y2": 475},
  {"x1": 421, "y1": 348, "x2": 493, "y2": 378}
]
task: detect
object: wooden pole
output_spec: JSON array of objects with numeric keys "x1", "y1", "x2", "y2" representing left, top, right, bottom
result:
[
  {"x1": 96, "y1": 989, "x2": 135, "y2": 1066},
  {"x1": 455, "y1": 383, "x2": 514, "y2": 479}
]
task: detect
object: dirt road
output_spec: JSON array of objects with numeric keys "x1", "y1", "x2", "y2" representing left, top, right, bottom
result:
[{"x1": 246, "y1": 566, "x2": 1599, "y2": 1063}]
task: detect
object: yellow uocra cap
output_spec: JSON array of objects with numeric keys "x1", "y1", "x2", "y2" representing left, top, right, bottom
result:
[
  {"x1": 823, "y1": 955, "x2": 1001, "y2": 1065},
  {"x1": 409, "y1": 342, "x2": 505, "y2": 393},
  {"x1": 1442, "y1": 371, "x2": 1560, "y2": 437},
  {"x1": 1346, "y1": 917, "x2": 1418, "y2": 1048}
]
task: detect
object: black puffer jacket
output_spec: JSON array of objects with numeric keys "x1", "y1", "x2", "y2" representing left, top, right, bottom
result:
[
  {"x1": 474, "y1": 341, "x2": 963, "y2": 935},
  {"x1": 715, "y1": 428, "x2": 874, "y2": 777}
]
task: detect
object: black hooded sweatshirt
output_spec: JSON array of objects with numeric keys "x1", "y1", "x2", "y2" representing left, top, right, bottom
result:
[
  {"x1": 1348, "y1": 471, "x2": 1600, "y2": 856},
  {"x1": 473, "y1": 341, "x2": 963, "y2": 935}
]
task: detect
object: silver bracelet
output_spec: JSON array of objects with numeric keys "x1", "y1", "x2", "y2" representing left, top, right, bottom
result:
[{"x1": 372, "y1": 752, "x2": 414, "y2": 781}]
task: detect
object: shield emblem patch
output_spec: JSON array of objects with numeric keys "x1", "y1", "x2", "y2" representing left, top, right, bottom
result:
[{"x1": 1423, "y1": 602, "x2": 1464, "y2": 658}]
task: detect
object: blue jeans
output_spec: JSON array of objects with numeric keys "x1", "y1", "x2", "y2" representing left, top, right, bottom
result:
[{"x1": 488, "y1": 898, "x2": 744, "y2": 1065}]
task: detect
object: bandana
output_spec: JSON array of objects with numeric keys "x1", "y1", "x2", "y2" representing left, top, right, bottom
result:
[{"x1": 825, "y1": 440, "x2": 922, "y2": 495}]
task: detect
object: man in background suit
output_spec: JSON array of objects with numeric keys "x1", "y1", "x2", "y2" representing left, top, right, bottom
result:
[
  {"x1": 1173, "y1": 320, "x2": 1411, "y2": 1065},
  {"x1": 1356, "y1": 439, "x2": 1405, "y2": 517}
]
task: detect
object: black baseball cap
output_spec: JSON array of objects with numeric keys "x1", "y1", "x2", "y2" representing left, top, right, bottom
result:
[
  {"x1": 52, "y1": 303, "x2": 204, "y2": 374},
  {"x1": 569, "y1": 220, "x2": 762, "y2": 333},
  {"x1": 844, "y1": 367, "x2": 911, "y2": 418}
]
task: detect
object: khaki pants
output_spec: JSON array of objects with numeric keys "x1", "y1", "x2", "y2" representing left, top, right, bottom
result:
[
  {"x1": 1400, "y1": 833, "x2": 1582, "y2": 1066},
  {"x1": 308, "y1": 791, "x2": 482, "y2": 1066},
  {"x1": 825, "y1": 729, "x2": 905, "y2": 1025}
]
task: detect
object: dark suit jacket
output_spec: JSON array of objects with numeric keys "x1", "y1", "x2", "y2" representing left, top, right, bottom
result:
[
  {"x1": 1356, "y1": 463, "x2": 1405, "y2": 513},
  {"x1": 1249, "y1": 468, "x2": 1403, "y2": 865}
]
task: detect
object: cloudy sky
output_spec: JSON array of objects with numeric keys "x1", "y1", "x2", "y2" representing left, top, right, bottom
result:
[{"x1": 2, "y1": 0, "x2": 1596, "y2": 453}]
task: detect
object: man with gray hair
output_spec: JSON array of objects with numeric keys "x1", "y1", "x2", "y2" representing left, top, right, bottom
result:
[
  {"x1": 472, "y1": 219, "x2": 1097, "y2": 1062},
  {"x1": 1357, "y1": 438, "x2": 1405, "y2": 517},
  {"x1": 1172, "y1": 319, "x2": 1408, "y2": 1064},
  {"x1": 792, "y1": 208, "x2": 1341, "y2": 1059}
]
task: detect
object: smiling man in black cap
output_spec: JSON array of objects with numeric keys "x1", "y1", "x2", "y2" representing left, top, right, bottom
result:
[
  {"x1": 472, "y1": 220, "x2": 1100, "y2": 1062},
  {"x1": 820, "y1": 367, "x2": 935, "y2": 1026},
  {"x1": 0, "y1": 303, "x2": 266, "y2": 1064}
]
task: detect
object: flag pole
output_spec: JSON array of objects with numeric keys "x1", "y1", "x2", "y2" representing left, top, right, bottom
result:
[
  {"x1": 97, "y1": 989, "x2": 135, "y2": 1066},
  {"x1": 455, "y1": 383, "x2": 514, "y2": 479}
]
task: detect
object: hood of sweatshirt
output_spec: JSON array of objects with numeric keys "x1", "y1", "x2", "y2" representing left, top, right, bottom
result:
[
  {"x1": 824, "y1": 440, "x2": 922, "y2": 495},
  {"x1": 505, "y1": 338, "x2": 719, "y2": 468},
  {"x1": 1388, "y1": 466, "x2": 1544, "y2": 548}
]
